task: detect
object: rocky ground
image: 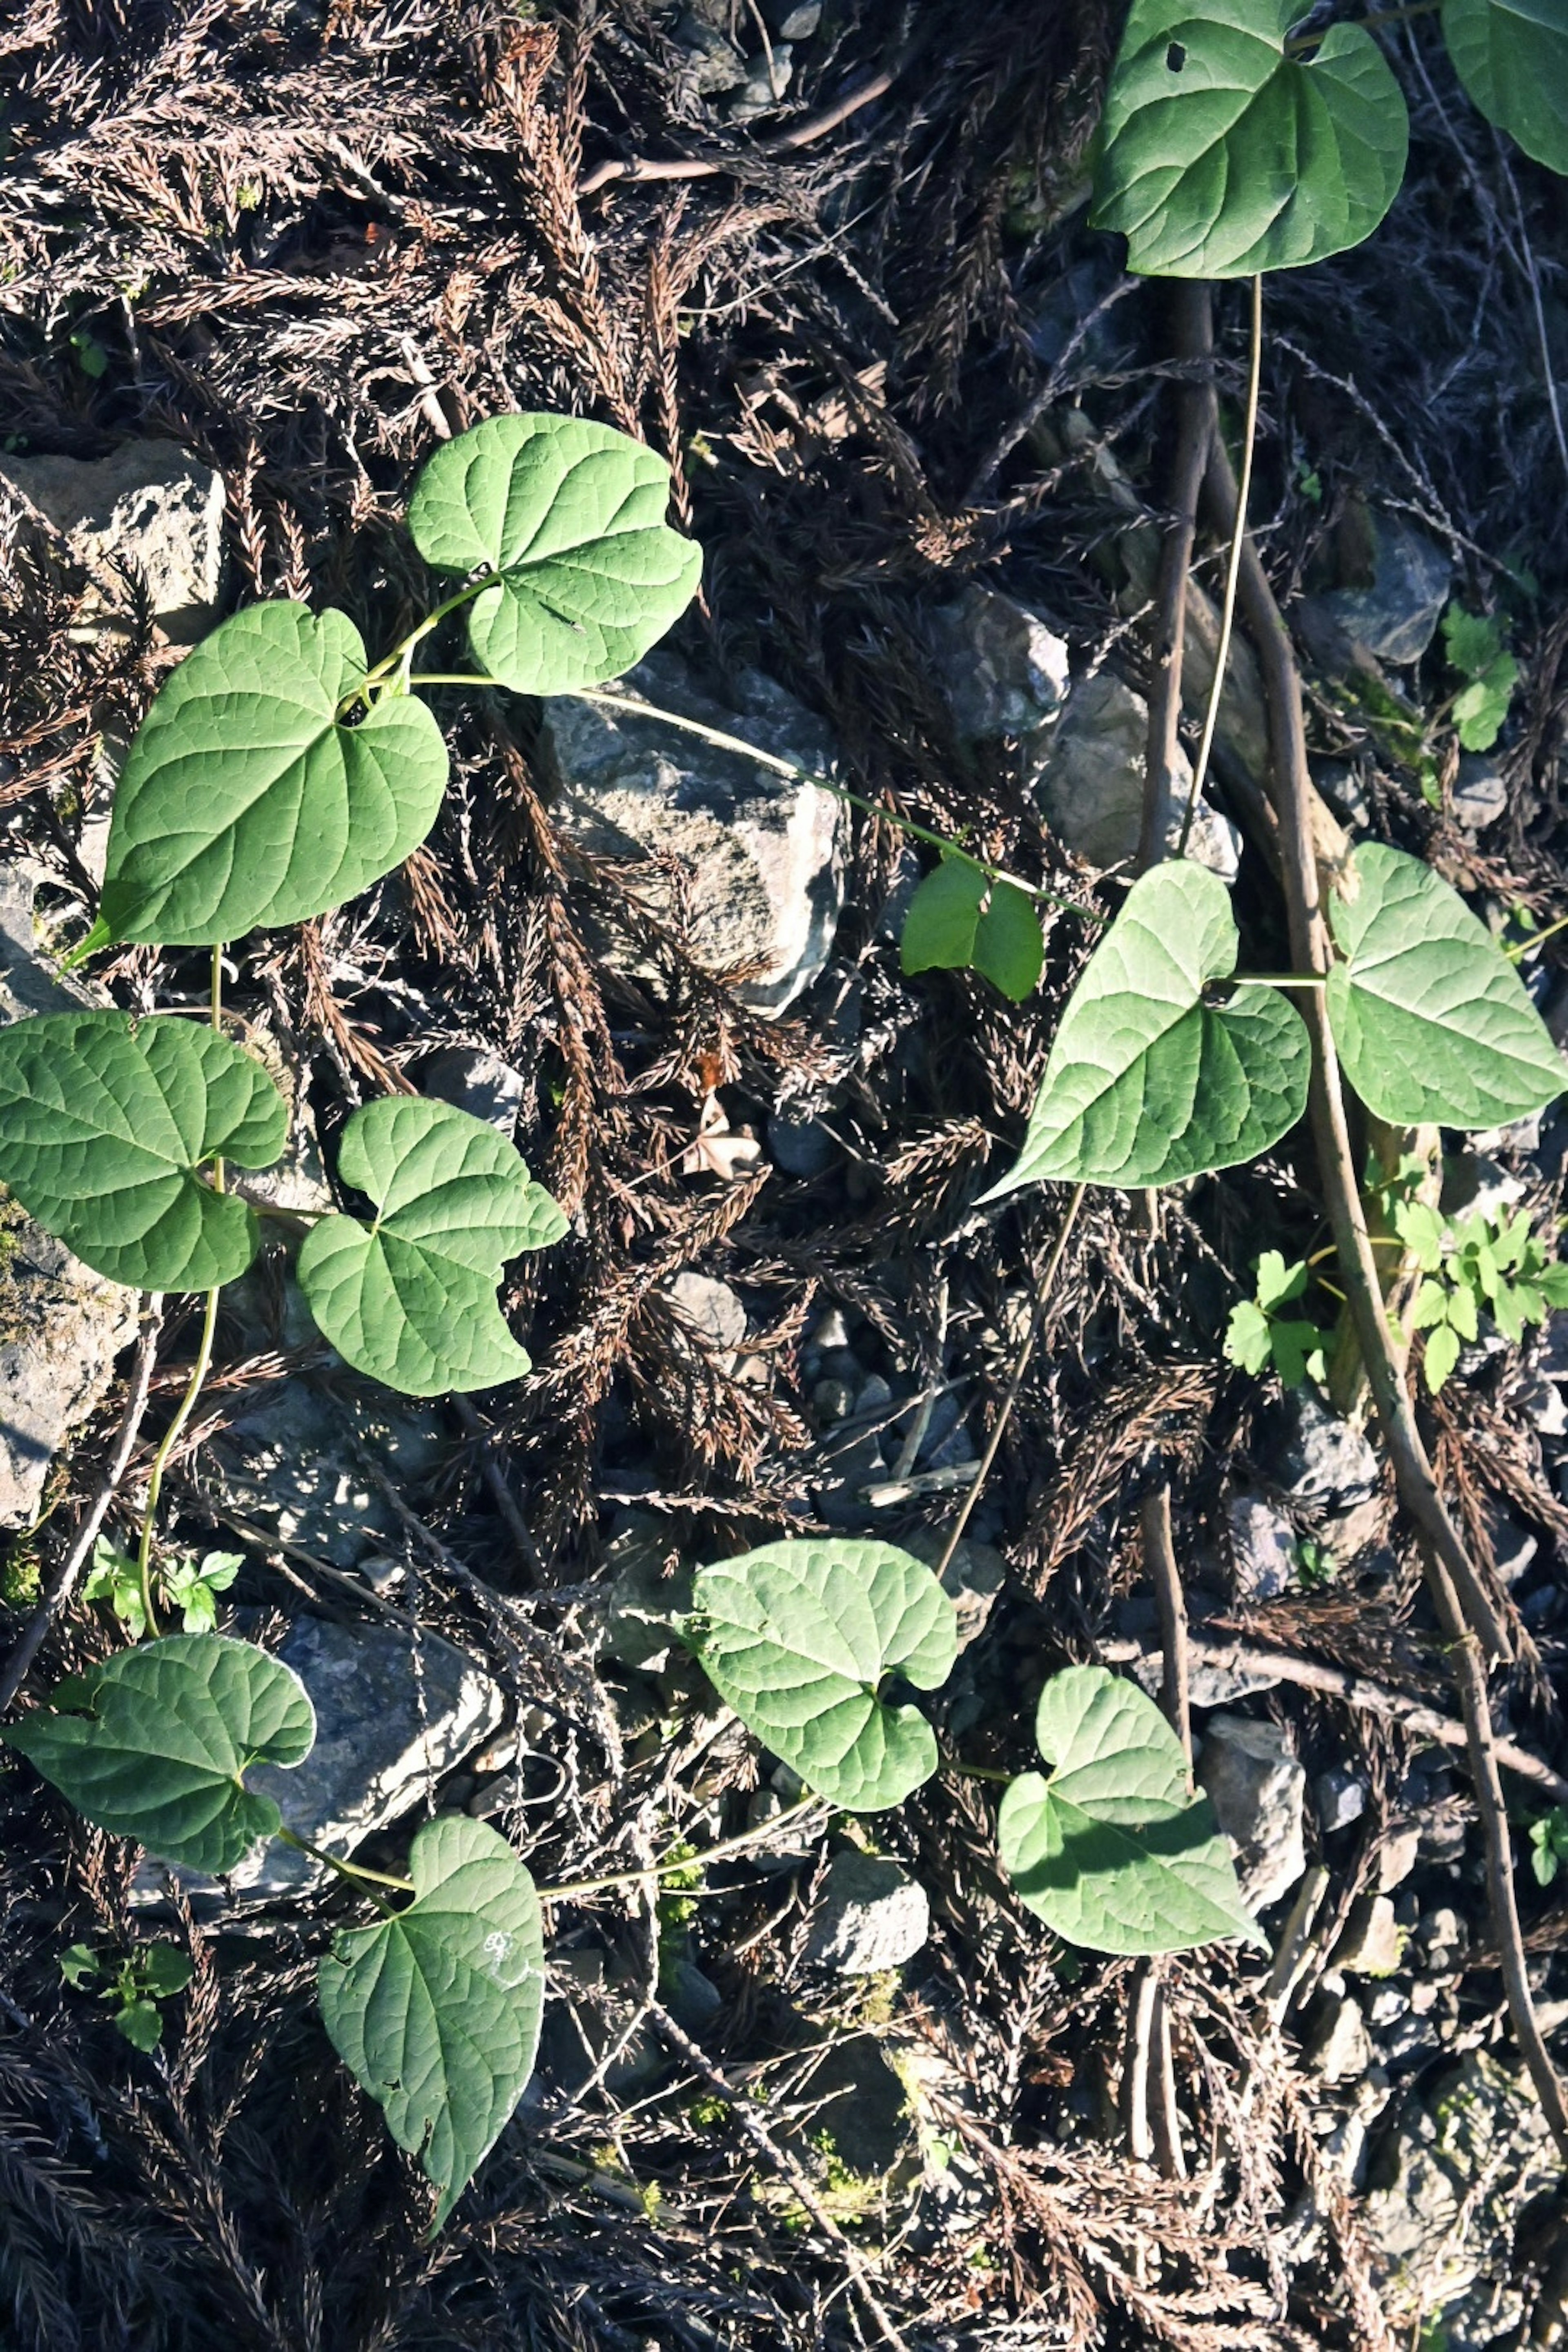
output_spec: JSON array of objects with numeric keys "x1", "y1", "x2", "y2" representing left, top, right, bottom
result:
[{"x1": 1, "y1": 2, "x2": 1568, "y2": 2347}]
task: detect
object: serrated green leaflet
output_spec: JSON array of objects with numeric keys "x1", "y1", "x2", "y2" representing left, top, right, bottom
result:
[
  {"x1": 1091, "y1": 0, "x2": 1408, "y2": 276},
  {"x1": 102, "y1": 603, "x2": 449, "y2": 945},
  {"x1": 408, "y1": 414, "x2": 702, "y2": 696},
  {"x1": 982, "y1": 862, "x2": 1310, "y2": 1196},
  {"x1": 1327, "y1": 844, "x2": 1563, "y2": 1127},
  {"x1": 689, "y1": 1539, "x2": 958, "y2": 1811},
  {"x1": 297, "y1": 1096, "x2": 566, "y2": 1396},
  {"x1": 1441, "y1": 0, "x2": 1568, "y2": 173},
  {"x1": 0, "y1": 1012, "x2": 285, "y2": 1288},
  {"x1": 318, "y1": 1816, "x2": 545, "y2": 2233},
  {"x1": 900, "y1": 855, "x2": 1045, "y2": 1002},
  {"x1": 4, "y1": 1635, "x2": 314, "y2": 1875},
  {"x1": 996, "y1": 1666, "x2": 1262, "y2": 1954}
]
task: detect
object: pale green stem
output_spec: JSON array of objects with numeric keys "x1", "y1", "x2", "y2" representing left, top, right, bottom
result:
[
  {"x1": 1506, "y1": 911, "x2": 1568, "y2": 961},
  {"x1": 342, "y1": 579, "x2": 497, "y2": 715},
  {"x1": 1231, "y1": 972, "x2": 1327, "y2": 989},
  {"x1": 274, "y1": 1823, "x2": 410, "y2": 1910},
  {"x1": 1178, "y1": 273, "x2": 1262, "y2": 857},
  {"x1": 540, "y1": 1794, "x2": 825, "y2": 1904}
]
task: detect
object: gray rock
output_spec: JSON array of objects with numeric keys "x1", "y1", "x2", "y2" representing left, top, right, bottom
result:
[
  {"x1": 137, "y1": 1614, "x2": 504, "y2": 1908},
  {"x1": 665, "y1": 1270, "x2": 747, "y2": 1357},
  {"x1": 1414, "y1": 1904, "x2": 1468, "y2": 1975},
  {"x1": 1314, "y1": 760, "x2": 1373, "y2": 830},
  {"x1": 1363, "y1": 2053, "x2": 1560, "y2": 2339},
  {"x1": 0, "y1": 871, "x2": 141, "y2": 1524},
  {"x1": 1482, "y1": 1503, "x2": 1538, "y2": 1584},
  {"x1": 0, "y1": 441, "x2": 225, "y2": 642},
  {"x1": 1314, "y1": 1766, "x2": 1368, "y2": 1833},
  {"x1": 418, "y1": 1046, "x2": 527, "y2": 1137},
  {"x1": 1451, "y1": 754, "x2": 1508, "y2": 832},
  {"x1": 727, "y1": 42, "x2": 793, "y2": 118},
  {"x1": 806, "y1": 1849, "x2": 930, "y2": 1973},
  {"x1": 540, "y1": 650, "x2": 845, "y2": 1017},
  {"x1": 1305, "y1": 1993, "x2": 1372, "y2": 2083},
  {"x1": 202, "y1": 1380, "x2": 444, "y2": 1569},
  {"x1": 1323, "y1": 510, "x2": 1452, "y2": 666},
  {"x1": 1227, "y1": 1491, "x2": 1296, "y2": 1601},
  {"x1": 662, "y1": 1956, "x2": 724, "y2": 2033},
  {"x1": 1377, "y1": 1822, "x2": 1423, "y2": 1892},
  {"x1": 1030, "y1": 669, "x2": 1241, "y2": 880},
  {"x1": 598, "y1": 1521, "x2": 692, "y2": 1673},
  {"x1": 768, "y1": 1108, "x2": 837, "y2": 1178},
  {"x1": 777, "y1": 1, "x2": 819, "y2": 35},
  {"x1": 791, "y1": 2032, "x2": 911, "y2": 2175},
  {"x1": 1333, "y1": 1893, "x2": 1403, "y2": 1976},
  {"x1": 934, "y1": 1536, "x2": 1007, "y2": 1649},
  {"x1": 924, "y1": 584, "x2": 1070, "y2": 744},
  {"x1": 1196, "y1": 1713, "x2": 1307, "y2": 1908},
  {"x1": 1441, "y1": 1151, "x2": 1523, "y2": 1225},
  {"x1": 1265, "y1": 1388, "x2": 1381, "y2": 1509}
]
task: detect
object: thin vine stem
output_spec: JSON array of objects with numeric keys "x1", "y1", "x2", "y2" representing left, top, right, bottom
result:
[
  {"x1": 1177, "y1": 272, "x2": 1263, "y2": 856},
  {"x1": 356, "y1": 578, "x2": 495, "y2": 700},
  {"x1": 935, "y1": 1181, "x2": 1089, "y2": 1580},
  {"x1": 540, "y1": 1793, "x2": 825, "y2": 1904},
  {"x1": 135, "y1": 945, "x2": 227, "y2": 1637},
  {"x1": 274, "y1": 1824, "x2": 408, "y2": 1910}
]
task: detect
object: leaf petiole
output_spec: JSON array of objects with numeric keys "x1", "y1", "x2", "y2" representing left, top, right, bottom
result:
[{"x1": 274, "y1": 1823, "x2": 412, "y2": 1909}]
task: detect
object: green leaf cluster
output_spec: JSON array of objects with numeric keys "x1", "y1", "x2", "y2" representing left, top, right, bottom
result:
[
  {"x1": 1223, "y1": 1251, "x2": 1331, "y2": 1388},
  {"x1": 900, "y1": 854, "x2": 1045, "y2": 1002},
  {"x1": 85, "y1": 1538, "x2": 241, "y2": 1638},
  {"x1": 1442, "y1": 604, "x2": 1518, "y2": 754},
  {"x1": 996, "y1": 1666, "x2": 1262, "y2": 1953},
  {"x1": 1530, "y1": 1806, "x2": 1568, "y2": 1888},
  {"x1": 59, "y1": 1938, "x2": 194, "y2": 2053},
  {"x1": 1399, "y1": 1196, "x2": 1568, "y2": 1392}
]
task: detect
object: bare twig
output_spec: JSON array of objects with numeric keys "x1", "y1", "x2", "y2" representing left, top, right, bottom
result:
[
  {"x1": 1141, "y1": 1489, "x2": 1191, "y2": 1768},
  {"x1": 1138, "y1": 281, "x2": 1214, "y2": 873},
  {"x1": 965, "y1": 278, "x2": 1140, "y2": 503},
  {"x1": 1100, "y1": 1633, "x2": 1568, "y2": 1807},
  {"x1": 577, "y1": 67, "x2": 896, "y2": 196},
  {"x1": 0, "y1": 1302, "x2": 165, "y2": 1715},
  {"x1": 647, "y1": 2002, "x2": 912, "y2": 2352}
]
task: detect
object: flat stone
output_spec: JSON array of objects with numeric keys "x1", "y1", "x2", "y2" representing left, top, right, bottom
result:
[
  {"x1": 806, "y1": 1849, "x2": 930, "y2": 1973},
  {"x1": 0, "y1": 441, "x2": 225, "y2": 642},
  {"x1": 201, "y1": 1379, "x2": 445, "y2": 1569},
  {"x1": 767, "y1": 1107, "x2": 837, "y2": 1178},
  {"x1": 540, "y1": 650, "x2": 846, "y2": 1017},
  {"x1": 136, "y1": 1614, "x2": 505, "y2": 1909},
  {"x1": 1333, "y1": 1893, "x2": 1403, "y2": 1976},
  {"x1": 1227, "y1": 1491, "x2": 1296, "y2": 1602},
  {"x1": 1196, "y1": 1713, "x2": 1307, "y2": 1908},
  {"x1": 1263, "y1": 1389, "x2": 1380, "y2": 1510},
  {"x1": 1451, "y1": 754, "x2": 1508, "y2": 832},
  {"x1": 1029, "y1": 669, "x2": 1241, "y2": 880},
  {"x1": 1321, "y1": 508, "x2": 1452, "y2": 666},
  {"x1": 1314, "y1": 1766, "x2": 1368, "y2": 1833},
  {"x1": 1305, "y1": 1993, "x2": 1372, "y2": 2083},
  {"x1": 418, "y1": 1046, "x2": 528, "y2": 1137},
  {"x1": 924, "y1": 584, "x2": 1070, "y2": 744},
  {"x1": 664, "y1": 1270, "x2": 748, "y2": 1356}
]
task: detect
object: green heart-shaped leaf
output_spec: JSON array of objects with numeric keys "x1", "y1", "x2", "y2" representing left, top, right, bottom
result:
[
  {"x1": 0, "y1": 1011, "x2": 286, "y2": 1288},
  {"x1": 4, "y1": 1635, "x2": 314, "y2": 1875},
  {"x1": 408, "y1": 414, "x2": 702, "y2": 696},
  {"x1": 983, "y1": 861, "x2": 1310, "y2": 1196},
  {"x1": 318, "y1": 1815, "x2": 545, "y2": 2234},
  {"x1": 1327, "y1": 844, "x2": 1564, "y2": 1127},
  {"x1": 1441, "y1": 0, "x2": 1568, "y2": 173},
  {"x1": 297, "y1": 1096, "x2": 567, "y2": 1397},
  {"x1": 1091, "y1": 0, "x2": 1409, "y2": 277},
  {"x1": 688, "y1": 1538, "x2": 958, "y2": 1811},
  {"x1": 900, "y1": 854, "x2": 1045, "y2": 1002},
  {"x1": 997, "y1": 1666, "x2": 1262, "y2": 1953},
  {"x1": 102, "y1": 603, "x2": 450, "y2": 945}
]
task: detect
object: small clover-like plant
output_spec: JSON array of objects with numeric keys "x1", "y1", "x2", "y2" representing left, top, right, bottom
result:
[
  {"x1": 84, "y1": 1537, "x2": 241, "y2": 1638},
  {"x1": 1529, "y1": 1806, "x2": 1568, "y2": 1889},
  {"x1": 997, "y1": 1666, "x2": 1262, "y2": 1954},
  {"x1": 60, "y1": 1938, "x2": 194, "y2": 2053},
  {"x1": 1224, "y1": 1251, "x2": 1332, "y2": 1389},
  {"x1": 1398, "y1": 1197, "x2": 1568, "y2": 1392},
  {"x1": 1442, "y1": 604, "x2": 1518, "y2": 755}
]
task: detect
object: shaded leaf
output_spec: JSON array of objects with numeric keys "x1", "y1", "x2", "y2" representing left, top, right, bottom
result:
[
  {"x1": 1091, "y1": 0, "x2": 1408, "y2": 276},
  {"x1": 102, "y1": 604, "x2": 449, "y2": 945},
  {"x1": 0, "y1": 1013, "x2": 286, "y2": 1289},
  {"x1": 4, "y1": 1635, "x2": 314, "y2": 1874},
  {"x1": 982, "y1": 862, "x2": 1310, "y2": 1196},
  {"x1": 408, "y1": 414, "x2": 702, "y2": 696},
  {"x1": 298, "y1": 1097, "x2": 567, "y2": 1397},
  {"x1": 688, "y1": 1539, "x2": 958, "y2": 1811},
  {"x1": 997, "y1": 1666, "x2": 1263, "y2": 1953},
  {"x1": 901, "y1": 856, "x2": 1045, "y2": 1001},
  {"x1": 318, "y1": 1816, "x2": 545, "y2": 2234},
  {"x1": 1327, "y1": 845, "x2": 1563, "y2": 1126},
  {"x1": 1441, "y1": 0, "x2": 1568, "y2": 172}
]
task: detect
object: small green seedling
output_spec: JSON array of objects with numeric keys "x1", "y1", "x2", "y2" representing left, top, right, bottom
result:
[
  {"x1": 1224, "y1": 1252, "x2": 1332, "y2": 1389},
  {"x1": 60, "y1": 1938, "x2": 194, "y2": 2052},
  {"x1": 1293, "y1": 1535, "x2": 1338, "y2": 1592},
  {"x1": 900, "y1": 851, "x2": 1045, "y2": 1002},
  {"x1": 1442, "y1": 604, "x2": 1518, "y2": 754},
  {"x1": 84, "y1": 1537, "x2": 241, "y2": 1637},
  {"x1": 1528, "y1": 1807, "x2": 1568, "y2": 1888},
  {"x1": 1397, "y1": 1198, "x2": 1568, "y2": 1392}
]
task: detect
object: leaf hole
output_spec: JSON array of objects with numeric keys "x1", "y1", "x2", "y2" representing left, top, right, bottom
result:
[{"x1": 1165, "y1": 40, "x2": 1186, "y2": 70}]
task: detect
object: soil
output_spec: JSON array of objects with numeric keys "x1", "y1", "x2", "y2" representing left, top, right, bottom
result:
[{"x1": 2, "y1": 3, "x2": 1568, "y2": 2347}]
